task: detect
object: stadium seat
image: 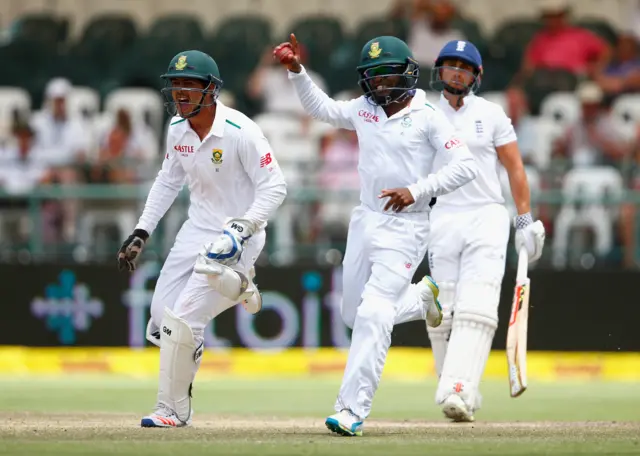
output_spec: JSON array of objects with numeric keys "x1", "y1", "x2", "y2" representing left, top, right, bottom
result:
[
  {"x1": 104, "y1": 88, "x2": 165, "y2": 138},
  {"x1": 451, "y1": 16, "x2": 488, "y2": 56},
  {"x1": 525, "y1": 69, "x2": 578, "y2": 115},
  {"x1": 8, "y1": 13, "x2": 67, "y2": 51},
  {"x1": 527, "y1": 117, "x2": 564, "y2": 170},
  {"x1": 0, "y1": 87, "x2": 31, "y2": 138},
  {"x1": 253, "y1": 112, "x2": 333, "y2": 264},
  {"x1": 611, "y1": 94, "x2": 640, "y2": 124},
  {"x1": 540, "y1": 92, "x2": 580, "y2": 127},
  {"x1": 489, "y1": 19, "x2": 540, "y2": 73},
  {"x1": 354, "y1": 17, "x2": 409, "y2": 46},
  {"x1": 575, "y1": 18, "x2": 617, "y2": 45},
  {"x1": 77, "y1": 209, "x2": 138, "y2": 252},
  {"x1": 206, "y1": 15, "x2": 272, "y2": 93},
  {"x1": 65, "y1": 87, "x2": 101, "y2": 121},
  {"x1": 68, "y1": 14, "x2": 138, "y2": 86},
  {"x1": 552, "y1": 166, "x2": 624, "y2": 267},
  {"x1": 500, "y1": 165, "x2": 540, "y2": 220},
  {"x1": 147, "y1": 15, "x2": 205, "y2": 43},
  {"x1": 289, "y1": 16, "x2": 345, "y2": 82},
  {"x1": 481, "y1": 91, "x2": 507, "y2": 112}
]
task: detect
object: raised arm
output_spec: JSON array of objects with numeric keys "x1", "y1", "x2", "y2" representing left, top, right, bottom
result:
[{"x1": 274, "y1": 33, "x2": 356, "y2": 130}]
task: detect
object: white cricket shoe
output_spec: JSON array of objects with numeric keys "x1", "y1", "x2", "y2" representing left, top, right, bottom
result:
[
  {"x1": 442, "y1": 394, "x2": 475, "y2": 423},
  {"x1": 420, "y1": 276, "x2": 443, "y2": 328},
  {"x1": 140, "y1": 403, "x2": 192, "y2": 428},
  {"x1": 241, "y1": 267, "x2": 262, "y2": 314},
  {"x1": 325, "y1": 409, "x2": 364, "y2": 436}
]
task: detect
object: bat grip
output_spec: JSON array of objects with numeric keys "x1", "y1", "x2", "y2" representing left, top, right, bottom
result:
[{"x1": 516, "y1": 247, "x2": 528, "y2": 282}]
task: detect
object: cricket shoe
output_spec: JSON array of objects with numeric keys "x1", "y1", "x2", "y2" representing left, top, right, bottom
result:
[
  {"x1": 140, "y1": 403, "x2": 193, "y2": 428},
  {"x1": 241, "y1": 267, "x2": 262, "y2": 314},
  {"x1": 420, "y1": 276, "x2": 443, "y2": 328},
  {"x1": 325, "y1": 409, "x2": 364, "y2": 436},
  {"x1": 442, "y1": 394, "x2": 475, "y2": 423}
]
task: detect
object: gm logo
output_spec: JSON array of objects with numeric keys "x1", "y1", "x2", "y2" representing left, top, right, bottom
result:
[
  {"x1": 31, "y1": 270, "x2": 104, "y2": 345},
  {"x1": 163, "y1": 326, "x2": 172, "y2": 336},
  {"x1": 231, "y1": 223, "x2": 243, "y2": 233}
]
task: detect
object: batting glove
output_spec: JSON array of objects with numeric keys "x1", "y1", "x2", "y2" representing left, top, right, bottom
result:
[{"x1": 514, "y1": 213, "x2": 545, "y2": 263}]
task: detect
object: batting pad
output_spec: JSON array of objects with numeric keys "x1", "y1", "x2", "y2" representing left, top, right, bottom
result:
[
  {"x1": 158, "y1": 307, "x2": 202, "y2": 423},
  {"x1": 194, "y1": 255, "x2": 253, "y2": 301},
  {"x1": 427, "y1": 282, "x2": 455, "y2": 378},
  {"x1": 435, "y1": 282, "x2": 499, "y2": 411}
]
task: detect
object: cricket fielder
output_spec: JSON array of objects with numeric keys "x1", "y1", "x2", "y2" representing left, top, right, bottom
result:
[
  {"x1": 274, "y1": 34, "x2": 478, "y2": 436},
  {"x1": 117, "y1": 50, "x2": 287, "y2": 427},
  {"x1": 426, "y1": 41, "x2": 545, "y2": 422}
]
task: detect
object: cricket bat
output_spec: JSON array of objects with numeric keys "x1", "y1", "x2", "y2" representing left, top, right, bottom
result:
[{"x1": 506, "y1": 247, "x2": 530, "y2": 398}]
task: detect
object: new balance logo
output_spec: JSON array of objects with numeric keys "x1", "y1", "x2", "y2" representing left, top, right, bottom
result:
[{"x1": 259, "y1": 153, "x2": 273, "y2": 168}]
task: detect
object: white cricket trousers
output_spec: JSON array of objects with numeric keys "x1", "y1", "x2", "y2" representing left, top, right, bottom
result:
[
  {"x1": 427, "y1": 203, "x2": 510, "y2": 408},
  {"x1": 336, "y1": 205, "x2": 430, "y2": 419},
  {"x1": 150, "y1": 219, "x2": 266, "y2": 346}
]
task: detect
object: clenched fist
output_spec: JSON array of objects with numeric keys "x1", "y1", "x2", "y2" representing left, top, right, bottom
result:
[{"x1": 273, "y1": 33, "x2": 302, "y2": 73}]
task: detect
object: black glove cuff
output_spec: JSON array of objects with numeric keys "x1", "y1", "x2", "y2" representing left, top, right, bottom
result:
[{"x1": 132, "y1": 229, "x2": 150, "y2": 241}]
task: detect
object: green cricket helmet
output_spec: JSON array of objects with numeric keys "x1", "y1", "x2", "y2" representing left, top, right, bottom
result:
[
  {"x1": 160, "y1": 50, "x2": 224, "y2": 118},
  {"x1": 356, "y1": 36, "x2": 419, "y2": 107}
]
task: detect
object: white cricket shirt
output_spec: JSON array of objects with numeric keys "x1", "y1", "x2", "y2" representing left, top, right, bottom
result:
[
  {"x1": 135, "y1": 101, "x2": 287, "y2": 235},
  {"x1": 435, "y1": 93, "x2": 518, "y2": 209},
  {"x1": 288, "y1": 66, "x2": 477, "y2": 214}
]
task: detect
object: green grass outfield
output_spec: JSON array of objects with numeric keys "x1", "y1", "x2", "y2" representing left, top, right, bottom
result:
[{"x1": 0, "y1": 376, "x2": 639, "y2": 455}]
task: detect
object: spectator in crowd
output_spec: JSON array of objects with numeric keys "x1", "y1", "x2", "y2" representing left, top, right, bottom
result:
[
  {"x1": 515, "y1": 0, "x2": 610, "y2": 84},
  {"x1": 0, "y1": 122, "x2": 75, "y2": 243},
  {"x1": 553, "y1": 81, "x2": 631, "y2": 168},
  {"x1": 87, "y1": 109, "x2": 154, "y2": 184},
  {"x1": 0, "y1": 122, "x2": 48, "y2": 194},
  {"x1": 247, "y1": 46, "x2": 327, "y2": 116},
  {"x1": 393, "y1": 0, "x2": 465, "y2": 68},
  {"x1": 31, "y1": 78, "x2": 91, "y2": 167},
  {"x1": 595, "y1": 34, "x2": 640, "y2": 96}
]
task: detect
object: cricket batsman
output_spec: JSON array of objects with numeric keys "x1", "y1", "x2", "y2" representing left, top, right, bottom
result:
[
  {"x1": 426, "y1": 40, "x2": 545, "y2": 422},
  {"x1": 117, "y1": 50, "x2": 287, "y2": 427},
  {"x1": 274, "y1": 34, "x2": 478, "y2": 436}
]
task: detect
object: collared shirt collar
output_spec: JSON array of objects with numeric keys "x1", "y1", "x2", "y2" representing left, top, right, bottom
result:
[
  {"x1": 438, "y1": 91, "x2": 475, "y2": 114},
  {"x1": 174, "y1": 100, "x2": 229, "y2": 141}
]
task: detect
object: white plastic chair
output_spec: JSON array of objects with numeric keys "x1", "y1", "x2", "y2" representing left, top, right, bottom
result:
[
  {"x1": 540, "y1": 92, "x2": 580, "y2": 127},
  {"x1": 528, "y1": 117, "x2": 564, "y2": 170},
  {"x1": 552, "y1": 166, "x2": 624, "y2": 267},
  {"x1": 611, "y1": 94, "x2": 640, "y2": 125},
  {"x1": 66, "y1": 87, "x2": 100, "y2": 121},
  {"x1": 500, "y1": 165, "x2": 540, "y2": 220},
  {"x1": 481, "y1": 91, "x2": 507, "y2": 113},
  {"x1": 104, "y1": 88, "x2": 165, "y2": 137}
]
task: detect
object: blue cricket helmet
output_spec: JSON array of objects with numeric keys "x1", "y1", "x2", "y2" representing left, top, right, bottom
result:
[{"x1": 431, "y1": 40, "x2": 483, "y2": 95}]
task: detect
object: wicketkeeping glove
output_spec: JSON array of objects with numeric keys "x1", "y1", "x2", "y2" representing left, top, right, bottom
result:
[
  {"x1": 117, "y1": 229, "x2": 149, "y2": 271},
  {"x1": 514, "y1": 213, "x2": 545, "y2": 263},
  {"x1": 203, "y1": 218, "x2": 256, "y2": 267}
]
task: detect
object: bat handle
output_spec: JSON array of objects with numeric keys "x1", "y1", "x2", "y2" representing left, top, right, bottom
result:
[{"x1": 516, "y1": 247, "x2": 528, "y2": 282}]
